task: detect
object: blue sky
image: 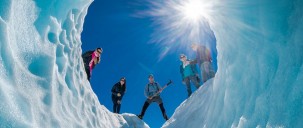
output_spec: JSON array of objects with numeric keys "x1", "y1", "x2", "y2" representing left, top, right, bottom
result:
[{"x1": 81, "y1": 0, "x2": 217, "y2": 127}]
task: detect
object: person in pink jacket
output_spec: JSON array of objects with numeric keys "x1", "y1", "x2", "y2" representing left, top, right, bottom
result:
[{"x1": 82, "y1": 48, "x2": 103, "y2": 81}]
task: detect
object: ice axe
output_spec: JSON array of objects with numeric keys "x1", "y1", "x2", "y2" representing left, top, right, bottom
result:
[{"x1": 149, "y1": 80, "x2": 173, "y2": 99}]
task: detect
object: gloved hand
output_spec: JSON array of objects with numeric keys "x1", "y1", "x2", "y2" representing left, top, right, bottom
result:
[
  {"x1": 117, "y1": 100, "x2": 121, "y2": 104},
  {"x1": 117, "y1": 93, "x2": 121, "y2": 97}
]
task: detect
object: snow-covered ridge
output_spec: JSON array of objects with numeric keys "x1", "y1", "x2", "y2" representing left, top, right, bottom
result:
[{"x1": 0, "y1": 0, "x2": 148, "y2": 127}]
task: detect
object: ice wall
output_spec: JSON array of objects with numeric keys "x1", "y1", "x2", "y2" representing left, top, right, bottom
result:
[
  {"x1": 0, "y1": 0, "x2": 148, "y2": 128},
  {"x1": 163, "y1": 0, "x2": 303, "y2": 127}
]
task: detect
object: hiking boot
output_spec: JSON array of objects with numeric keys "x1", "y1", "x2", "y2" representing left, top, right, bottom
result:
[
  {"x1": 163, "y1": 114, "x2": 169, "y2": 121},
  {"x1": 137, "y1": 115, "x2": 143, "y2": 119}
]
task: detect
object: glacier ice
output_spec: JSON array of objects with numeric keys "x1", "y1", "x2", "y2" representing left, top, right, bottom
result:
[
  {"x1": 162, "y1": 0, "x2": 303, "y2": 127},
  {"x1": 0, "y1": 0, "x2": 302, "y2": 128}
]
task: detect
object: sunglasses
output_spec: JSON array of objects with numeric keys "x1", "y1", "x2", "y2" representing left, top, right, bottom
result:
[
  {"x1": 120, "y1": 79, "x2": 125, "y2": 82},
  {"x1": 180, "y1": 56, "x2": 186, "y2": 59},
  {"x1": 97, "y1": 50, "x2": 102, "y2": 54}
]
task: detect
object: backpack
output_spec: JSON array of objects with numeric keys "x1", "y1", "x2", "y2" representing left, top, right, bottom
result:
[{"x1": 82, "y1": 50, "x2": 94, "y2": 65}]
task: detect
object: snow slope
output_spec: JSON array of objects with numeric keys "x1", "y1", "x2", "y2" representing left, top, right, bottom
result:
[
  {"x1": 0, "y1": 0, "x2": 148, "y2": 128},
  {"x1": 162, "y1": 0, "x2": 303, "y2": 127}
]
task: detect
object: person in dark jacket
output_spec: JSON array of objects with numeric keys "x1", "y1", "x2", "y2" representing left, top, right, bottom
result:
[
  {"x1": 180, "y1": 54, "x2": 201, "y2": 97},
  {"x1": 137, "y1": 74, "x2": 169, "y2": 121},
  {"x1": 191, "y1": 43, "x2": 215, "y2": 83},
  {"x1": 111, "y1": 77, "x2": 126, "y2": 114}
]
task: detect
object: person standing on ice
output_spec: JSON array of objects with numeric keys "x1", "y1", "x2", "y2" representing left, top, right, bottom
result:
[
  {"x1": 82, "y1": 47, "x2": 103, "y2": 81},
  {"x1": 179, "y1": 54, "x2": 201, "y2": 97},
  {"x1": 111, "y1": 77, "x2": 126, "y2": 114},
  {"x1": 191, "y1": 43, "x2": 215, "y2": 83},
  {"x1": 137, "y1": 74, "x2": 169, "y2": 121}
]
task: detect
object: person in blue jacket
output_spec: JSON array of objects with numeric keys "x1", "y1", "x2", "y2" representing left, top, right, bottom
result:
[
  {"x1": 111, "y1": 77, "x2": 126, "y2": 114},
  {"x1": 137, "y1": 74, "x2": 169, "y2": 121},
  {"x1": 180, "y1": 54, "x2": 201, "y2": 97}
]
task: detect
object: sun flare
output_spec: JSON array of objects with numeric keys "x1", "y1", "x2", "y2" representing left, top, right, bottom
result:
[
  {"x1": 145, "y1": 0, "x2": 215, "y2": 58},
  {"x1": 181, "y1": 0, "x2": 205, "y2": 22}
]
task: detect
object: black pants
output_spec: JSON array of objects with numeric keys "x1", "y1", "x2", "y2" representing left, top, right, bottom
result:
[
  {"x1": 113, "y1": 103, "x2": 121, "y2": 114},
  {"x1": 139, "y1": 99, "x2": 167, "y2": 119},
  {"x1": 184, "y1": 76, "x2": 200, "y2": 97},
  {"x1": 85, "y1": 66, "x2": 91, "y2": 81},
  {"x1": 112, "y1": 97, "x2": 121, "y2": 113}
]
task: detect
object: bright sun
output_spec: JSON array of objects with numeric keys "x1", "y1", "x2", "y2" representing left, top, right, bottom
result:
[
  {"x1": 181, "y1": 0, "x2": 205, "y2": 22},
  {"x1": 146, "y1": 0, "x2": 214, "y2": 58}
]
